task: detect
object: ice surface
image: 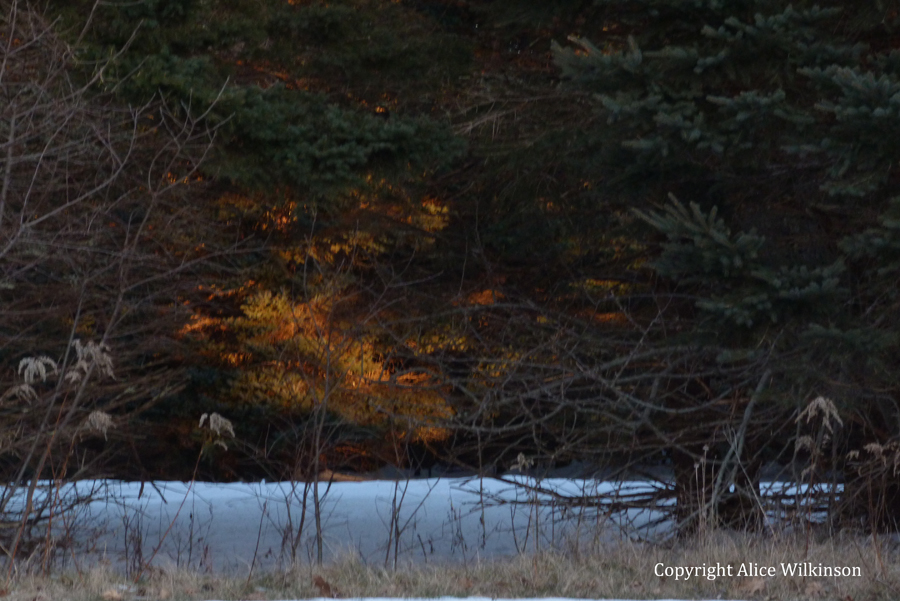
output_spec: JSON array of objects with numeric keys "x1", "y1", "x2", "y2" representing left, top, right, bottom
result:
[
  {"x1": 27, "y1": 477, "x2": 670, "y2": 571},
  {"x1": 6, "y1": 475, "x2": 824, "y2": 580}
]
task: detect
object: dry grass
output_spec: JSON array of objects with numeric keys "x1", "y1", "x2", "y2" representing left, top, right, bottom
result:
[{"x1": 2, "y1": 530, "x2": 900, "y2": 600}]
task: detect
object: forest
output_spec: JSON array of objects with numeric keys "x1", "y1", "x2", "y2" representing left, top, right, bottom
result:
[{"x1": 2, "y1": 0, "x2": 900, "y2": 538}]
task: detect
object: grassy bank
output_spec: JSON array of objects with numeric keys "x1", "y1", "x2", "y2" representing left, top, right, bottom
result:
[{"x1": 3, "y1": 530, "x2": 900, "y2": 600}]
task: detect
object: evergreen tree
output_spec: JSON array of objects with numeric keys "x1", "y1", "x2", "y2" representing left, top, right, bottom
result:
[{"x1": 548, "y1": 0, "x2": 900, "y2": 527}]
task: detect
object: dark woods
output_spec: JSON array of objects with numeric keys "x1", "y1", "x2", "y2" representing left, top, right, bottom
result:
[{"x1": 3, "y1": 0, "x2": 900, "y2": 538}]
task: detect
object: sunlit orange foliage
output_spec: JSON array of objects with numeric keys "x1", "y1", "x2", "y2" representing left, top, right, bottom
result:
[
  {"x1": 576, "y1": 310, "x2": 628, "y2": 325},
  {"x1": 185, "y1": 287, "x2": 451, "y2": 443},
  {"x1": 464, "y1": 289, "x2": 504, "y2": 306}
]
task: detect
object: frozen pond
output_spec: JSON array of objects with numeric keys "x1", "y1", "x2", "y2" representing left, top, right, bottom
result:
[
  {"x1": 1, "y1": 476, "x2": 834, "y2": 573},
  {"x1": 71, "y1": 478, "x2": 668, "y2": 571}
]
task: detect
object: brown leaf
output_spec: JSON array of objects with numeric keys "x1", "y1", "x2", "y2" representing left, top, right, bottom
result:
[{"x1": 313, "y1": 575, "x2": 342, "y2": 598}]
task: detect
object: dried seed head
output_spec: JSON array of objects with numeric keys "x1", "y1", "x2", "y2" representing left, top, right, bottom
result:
[
  {"x1": 68, "y1": 340, "x2": 115, "y2": 381},
  {"x1": 511, "y1": 452, "x2": 534, "y2": 472},
  {"x1": 87, "y1": 411, "x2": 114, "y2": 440},
  {"x1": 199, "y1": 412, "x2": 235, "y2": 438},
  {"x1": 795, "y1": 435, "x2": 815, "y2": 452},
  {"x1": 864, "y1": 442, "x2": 884, "y2": 457},
  {"x1": 796, "y1": 396, "x2": 843, "y2": 433},
  {"x1": 0, "y1": 383, "x2": 38, "y2": 404},
  {"x1": 18, "y1": 356, "x2": 57, "y2": 384}
]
